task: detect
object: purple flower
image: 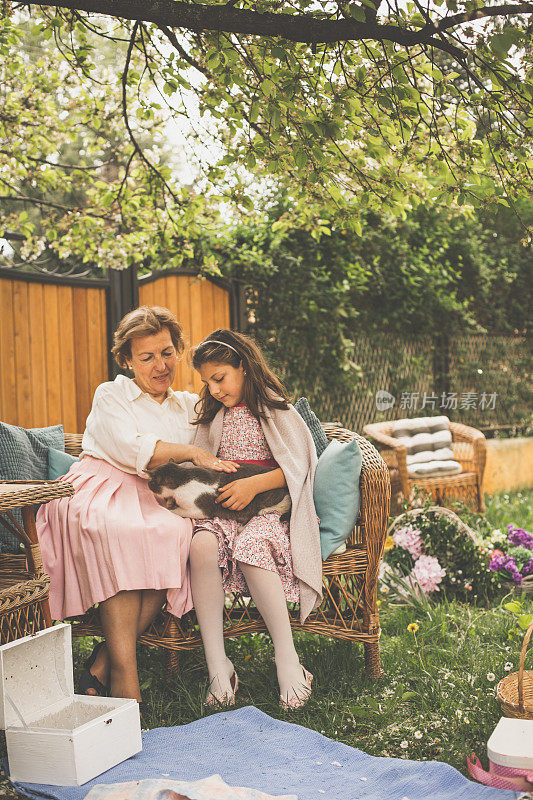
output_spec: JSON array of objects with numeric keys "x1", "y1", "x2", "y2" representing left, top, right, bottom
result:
[
  {"x1": 507, "y1": 526, "x2": 533, "y2": 550},
  {"x1": 513, "y1": 572, "x2": 523, "y2": 584},
  {"x1": 522, "y1": 559, "x2": 533, "y2": 577},
  {"x1": 489, "y1": 555, "x2": 506, "y2": 572}
]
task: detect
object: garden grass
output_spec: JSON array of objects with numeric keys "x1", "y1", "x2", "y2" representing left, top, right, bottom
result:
[{"x1": 71, "y1": 489, "x2": 533, "y2": 779}]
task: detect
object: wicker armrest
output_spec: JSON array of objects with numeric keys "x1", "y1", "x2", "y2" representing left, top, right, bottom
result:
[
  {"x1": 363, "y1": 423, "x2": 409, "y2": 497},
  {"x1": 450, "y1": 422, "x2": 486, "y2": 485},
  {"x1": 450, "y1": 421, "x2": 486, "y2": 444},
  {"x1": 362, "y1": 423, "x2": 398, "y2": 450}
]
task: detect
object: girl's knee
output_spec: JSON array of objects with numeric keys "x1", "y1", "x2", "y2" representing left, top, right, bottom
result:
[{"x1": 190, "y1": 530, "x2": 219, "y2": 566}]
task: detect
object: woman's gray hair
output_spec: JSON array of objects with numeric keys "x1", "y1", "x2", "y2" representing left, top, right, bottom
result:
[{"x1": 111, "y1": 306, "x2": 185, "y2": 369}]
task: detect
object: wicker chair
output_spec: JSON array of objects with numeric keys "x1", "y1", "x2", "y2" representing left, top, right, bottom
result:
[
  {"x1": 0, "y1": 485, "x2": 60, "y2": 643},
  {"x1": 363, "y1": 419, "x2": 486, "y2": 514},
  {"x1": 63, "y1": 426, "x2": 390, "y2": 680}
]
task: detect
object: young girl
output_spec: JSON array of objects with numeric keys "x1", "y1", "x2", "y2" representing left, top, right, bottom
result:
[{"x1": 190, "y1": 330, "x2": 322, "y2": 709}]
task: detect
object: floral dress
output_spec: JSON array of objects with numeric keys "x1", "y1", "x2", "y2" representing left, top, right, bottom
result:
[{"x1": 194, "y1": 404, "x2": 299, "y2": 602}]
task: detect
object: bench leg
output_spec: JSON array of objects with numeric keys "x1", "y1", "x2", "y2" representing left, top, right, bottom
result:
[
  {"x1": 166, "y1": 648, "x2": 180, "y2": 674},
  {"x1": 364, "y1": 640, "x2": 382, "y2": 681},
  {"x1": 166, "y1": 616, "x2": 180, "y2": 674}
]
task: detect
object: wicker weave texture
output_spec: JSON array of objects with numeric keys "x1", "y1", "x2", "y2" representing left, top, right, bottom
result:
[
  {"x1": 497, "y1": 619, "x2": 533, "y2": 720},
  {"x1": 0, "y1": 481, "x2": 74, "y2": 511}
]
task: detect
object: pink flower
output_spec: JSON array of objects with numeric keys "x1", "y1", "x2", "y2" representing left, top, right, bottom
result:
[
  {"x1": 393, "y1": 525, "x2": 423, "y2": 559},
  {"x1": 410, "y1": 554, "x2": 446, "y2": 595}
]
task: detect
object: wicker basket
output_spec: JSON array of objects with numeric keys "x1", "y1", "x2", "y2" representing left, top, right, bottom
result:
[
  {"x1": 497, "y1": 618, "x2": 533, "y2": 720},
  {"x1": 502, "y1": 575, "x2": 533, "y2": 596}
]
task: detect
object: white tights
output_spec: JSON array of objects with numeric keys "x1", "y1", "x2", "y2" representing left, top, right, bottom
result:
[{"x1": 190, "y1": 530, "x2": 311, "y2": 704}]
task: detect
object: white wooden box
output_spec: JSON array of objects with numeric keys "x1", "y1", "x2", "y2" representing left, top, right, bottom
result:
[
  {"x1": 487, "y1": 717, "x2": 533, "y2": 770},
  {"x1": 0, "y1": 624, "x2": 142, "y2": 786}
]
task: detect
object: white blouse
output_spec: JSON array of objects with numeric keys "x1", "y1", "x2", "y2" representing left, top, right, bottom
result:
[{"x1": 81, "y1": 375, "x2": 199, "y2": 477}]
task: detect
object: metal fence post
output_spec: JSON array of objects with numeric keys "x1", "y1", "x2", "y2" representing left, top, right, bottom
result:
[{"x1": 106, "y1": 264, "x2": 139, "y2": 378}]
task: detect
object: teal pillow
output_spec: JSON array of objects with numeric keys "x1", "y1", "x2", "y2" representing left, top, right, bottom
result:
[
  {"x1": 314, "y1": 439, "x2": 362, "y2": 561},
  {"x1": 48, "y1": 447, "x2": 79, "y2": 480},
  {"x1": 294, "y1": 397, "x2": 329, "y2": 457}
]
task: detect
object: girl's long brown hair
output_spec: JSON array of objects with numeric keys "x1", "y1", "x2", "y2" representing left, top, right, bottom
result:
[{"x1": 192, "y1": 329, "x2": 290, "y2": 424}]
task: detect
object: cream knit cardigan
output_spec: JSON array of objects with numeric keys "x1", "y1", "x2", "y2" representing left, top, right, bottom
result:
[{"x1": 193, "y1": 403, "x2": 322, "y2": 622}]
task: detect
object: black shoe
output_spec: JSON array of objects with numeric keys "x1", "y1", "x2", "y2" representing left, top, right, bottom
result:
[
  {"x1": 138, "y1": 700, "x2": 149, "y2": 725},
  {"x1": 77, "y1": 641, "x2": 109, "y2": 697}
]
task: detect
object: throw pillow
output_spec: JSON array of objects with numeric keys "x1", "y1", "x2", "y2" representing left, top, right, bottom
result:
[
  {"x1": 391, "y1": 415, "x2": 462, "y2": 479},
  {"x1": 313, "y1": 438, "x2": 362, "y2": 561},
  {"x1": 0, "y1": 422, "x2": 64, "y2": 551},
  {"x1": 48, "y1": 447, "x2": 79, "y2": 480},
  {"x1": 294, "y1": 397, "x2": 329, "y2": 457}
]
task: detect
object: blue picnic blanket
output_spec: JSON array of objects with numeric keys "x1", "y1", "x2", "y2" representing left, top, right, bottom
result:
[{"x1": 13, "y1": 706, "x2": 518, "y2": 800}]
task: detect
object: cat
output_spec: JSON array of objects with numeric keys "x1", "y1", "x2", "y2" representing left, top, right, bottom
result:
[{"x1": 147, "y1": 460, "x2": 291, "y2": 528}]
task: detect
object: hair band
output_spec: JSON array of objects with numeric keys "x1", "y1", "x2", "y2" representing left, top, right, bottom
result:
[{"x1": 196, "y1": 339, "x2": 241, "y2": 357}]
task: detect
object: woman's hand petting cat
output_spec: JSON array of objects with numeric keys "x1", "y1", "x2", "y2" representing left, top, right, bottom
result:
[
  {"x1": 192, "y1": 447, "x2": 239, "y2": 472},
  {"x1": 216, "y1": 477, "x2": 259, "y2": 510}
]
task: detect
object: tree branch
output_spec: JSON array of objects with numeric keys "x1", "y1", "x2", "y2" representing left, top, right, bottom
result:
[
  {"x1": 121, "y1": 21, "x2": 182, "y2": 205},
  {"x1": 437, "y1": 3, "x2": 533, "y2": 32},
  {"x1": 0, "y1": 194, "x2": 114, "y2": 219},
  {"x1": 0, "y1": 149, "x2": 116, "y2": 171},
  {"x1": 25, "y1": 0, "x2": 529, "y2": 47}
]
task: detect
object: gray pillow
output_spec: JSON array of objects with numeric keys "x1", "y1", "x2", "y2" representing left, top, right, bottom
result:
[
  {"x1": 391, "y1": 416, "x2": 462, "y2": 479},
  {"x1": 0, "y1": 422, "x2": 64, "y2": 551},
  {"x1": 294, "y1": 398, "x2": 329, "y2": 457}
]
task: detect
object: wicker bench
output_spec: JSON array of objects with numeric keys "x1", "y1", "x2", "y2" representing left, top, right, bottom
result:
[{"x1": 62, "y1": 425, "x2": 390, "y2": 680}]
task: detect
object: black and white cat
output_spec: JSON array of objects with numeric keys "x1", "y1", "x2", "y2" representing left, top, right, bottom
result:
[{"x1": 147, "y1": 460, "x2": 291, "y2": 527}]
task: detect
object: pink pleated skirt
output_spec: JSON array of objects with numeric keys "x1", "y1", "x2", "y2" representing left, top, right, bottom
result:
[{"x1": 36, "y1": 456, "x2": 193, "y2": 620}]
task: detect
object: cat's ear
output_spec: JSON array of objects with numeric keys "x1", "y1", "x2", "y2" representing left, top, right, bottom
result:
[{"x1": 168, "y1": 457, "x2": 179, "y2": 465}]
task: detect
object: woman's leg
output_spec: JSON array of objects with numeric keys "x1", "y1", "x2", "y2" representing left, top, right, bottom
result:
[
  {"x1": 190, "y1": 530, "x2": 235, "y2": 703},
  {"x1": 238, "y1": 561, "x2": 311, "y2": 706},
  {"x1": 98, "y1": 590, "x2": 143, "y2": 700},
  {"x1": 84, "y1": 588, "x2": 166, "y2": 696},
  {"x1": 138, "y1": 588, "x2": 166, "y2": 633}
]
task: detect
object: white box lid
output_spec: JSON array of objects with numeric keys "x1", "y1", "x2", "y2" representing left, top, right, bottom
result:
[
  {"x1": 0, "y1": 623, "x2": 74, "y2": 729},
  {"x1": 488, "y1": 717, "x2": 533, "y2": 769}
]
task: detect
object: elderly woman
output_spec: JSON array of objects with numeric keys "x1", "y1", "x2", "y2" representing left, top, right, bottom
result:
[{"x1": 36, "y1": 306, "x2": 236, "y2": 703}]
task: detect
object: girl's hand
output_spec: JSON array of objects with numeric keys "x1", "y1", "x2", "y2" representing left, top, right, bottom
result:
[
  {"x1": 192, "y1": 447, "x2": 238, "y2": 472},
  {"x1": 216, "y1": 477, "x2": 258, "y2": 510}
]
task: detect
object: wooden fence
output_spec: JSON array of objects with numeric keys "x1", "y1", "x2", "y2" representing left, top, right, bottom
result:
[
  {"x1": 138, "y1": 272, "x2": 230, "y2": 395},
  {"x1": 0, "y1": 269, "x2": 231, "y2": 432}
]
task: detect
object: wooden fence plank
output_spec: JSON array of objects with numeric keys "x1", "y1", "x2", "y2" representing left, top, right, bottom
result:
[
  {"x1": 57, "y1": 286, "x2": 77, "y2": 432},
  {"x1": 13, "y1": 280, "x2": 32, "y2": 428},
  {"x1": 0, "y1": 279, "x2": 16, "y2": 425},
  {"x1": 86, "y1": 287, "x2": 107, "y2": 429},
  {"x1": 27, "y1": 282, "x2": 48, "y2": 426},
  {"x1": 214, "y1": 284, "x2": 231, "y2": 329},
  {"x1": 202, "y1": 279, "x2": 215, "y2": 340},
  {"x1": 188, "y1": 277, "x2": 205, "y2": 393},
  {"x1": 43, "y1": 284, "x2": 62, "y2": 426},
  {"x1": 72, "y1": 286, "x2": 90, "y2": 434}
]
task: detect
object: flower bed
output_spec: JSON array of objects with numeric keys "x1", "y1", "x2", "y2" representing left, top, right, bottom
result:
[
  {"x1": 383, "y1": 506, "x2": 502, "y2": 602},
  {"x1": 488, "y1": 525, "x2": 533, "y2": 591}
]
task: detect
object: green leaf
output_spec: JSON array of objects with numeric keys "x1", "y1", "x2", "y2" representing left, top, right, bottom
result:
[
  {"x1": 261, "y1": 78, "x2": 277, "y2": 98},
  {"x1": 348, "y1": 4, "x2": 366, "y2": 21},
  {"x1": 518, "y1": 614, "x2": 533, "y2": 630}
]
